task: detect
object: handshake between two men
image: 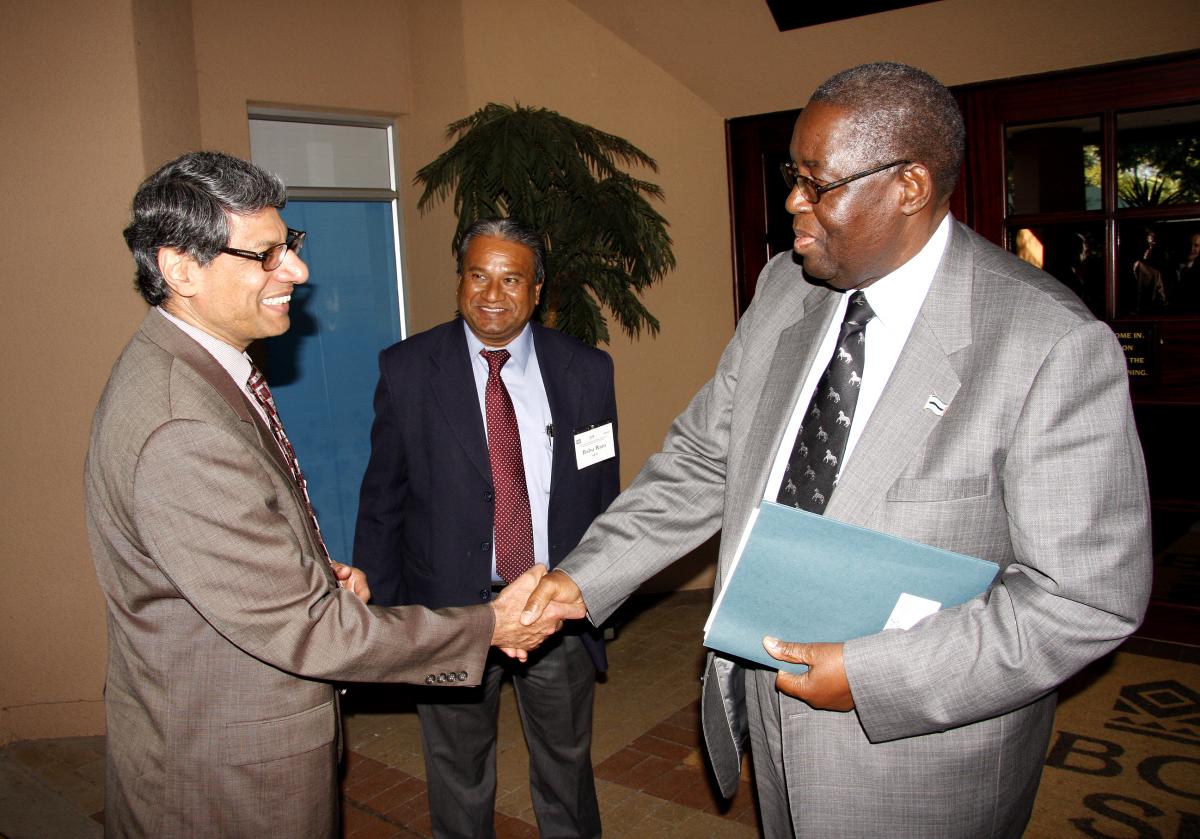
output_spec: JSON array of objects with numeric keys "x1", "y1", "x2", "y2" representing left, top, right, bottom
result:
[
  {"x1": 332, "y1": 560, "x2": 584, "y2": 661},
  {"x1": 506, "y1": 568, "x2": 856, "y2": 712},
  {"x1": 490, "y1": 565, "x2": 588, "y2": 660}
]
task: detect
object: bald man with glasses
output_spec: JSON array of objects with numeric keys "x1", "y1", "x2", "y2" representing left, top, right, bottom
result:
[{"x1": 524, "y1": 63, "x2": 1150, "y2": 838}]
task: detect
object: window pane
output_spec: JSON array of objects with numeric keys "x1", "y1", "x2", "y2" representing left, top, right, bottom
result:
[
  {"x1": 1006, "y1": 118, "x2": 1101, "y2": 214},
  {"x1": 249, "y1": 120, "x2": 393, "y2": 189},
  {"x1": 1116, "y1": 218, "x2": 1200, "y2": 316},
  {"x1": 1116, "y1": 104, "x2": 1200, "y2": 208},
  {"x1": 1006, "y1": 223, "x2": 1106, "y2": 318},
  {"x1": 266, "y1": 200, "x2": 403, "y2": 561}
]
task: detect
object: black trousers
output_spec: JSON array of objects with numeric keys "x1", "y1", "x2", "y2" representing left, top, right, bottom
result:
[{"x1": 416, "y1": 632, "x2": 601, "y2": 838}]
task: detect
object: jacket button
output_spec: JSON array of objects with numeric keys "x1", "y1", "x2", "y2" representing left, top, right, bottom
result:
[
  {"x1": 481, "y1": 541, "x2": 491, "y2": 551},
  {"x1": 437, "y1": 673, "x2": 448, "y2": 683},
  {"x1": 456, "y1": 671, "x2": 468, "y2": 681},
  {"x1": 425, "y1": 675, "x2": 435, "y2": 685},
  {"x1": 483, "y1": 491, "x2": 494, "y2": 502},
  {"x1": 479, "y1": 588, "x2": 491, "y2": 601}
]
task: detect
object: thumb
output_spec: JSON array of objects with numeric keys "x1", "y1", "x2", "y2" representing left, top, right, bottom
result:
[
  {"x1": 763, "y1": 636, "x2": 809, "y2": 665},
  {"x1": 520, "y1": 578, "x2": 555, "y2": 626}
]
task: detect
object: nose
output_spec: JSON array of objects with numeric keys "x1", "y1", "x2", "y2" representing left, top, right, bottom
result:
[
  {"x1": 479, "y1": 277, "x2": 505, "y2": 300},
  {"x1": 278, "y1": 249, "x2": 309, "y2": 284},
  {"x1": 785, "y1": 183, "x2": 811, "y2": 214}
]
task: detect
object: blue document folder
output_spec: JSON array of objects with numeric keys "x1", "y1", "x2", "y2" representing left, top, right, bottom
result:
[{"x1": 703, "y1": 501, "x2": 1000, "y2": 674}]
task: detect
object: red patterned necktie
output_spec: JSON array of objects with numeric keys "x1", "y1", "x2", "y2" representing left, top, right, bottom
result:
[
  {"x1": 246, "y1": 364, "x2": 334, "y2": 569},
  {"x1": 482, "y1": 349, "x2": 535, "y2": 583}
]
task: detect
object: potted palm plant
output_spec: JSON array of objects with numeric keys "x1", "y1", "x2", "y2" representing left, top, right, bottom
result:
[{"x1": 415, "y1": 103, "x2": 675, "y2": 346}]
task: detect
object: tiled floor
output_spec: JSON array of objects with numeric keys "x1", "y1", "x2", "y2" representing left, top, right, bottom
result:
[
  {"x1": 338, "y1": 590, "x2": 759, "y2": 837},
  {"x1": 0, "y1": 591, "x2": 757, "y2": 839},
  {"x1": 3, "y1": 590, "x2": 1197, "y2": 838}
]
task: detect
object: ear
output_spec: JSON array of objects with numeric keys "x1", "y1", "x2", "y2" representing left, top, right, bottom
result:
[
  {"x1": 157, "y1": 246, "x2": 201, "y2": 299},
  {"x1": 897, "y1": 163, "x2": 934, "y2": 217},
  {"x1": 533, "y1": 280, "x2": 543, "y2": 307}
]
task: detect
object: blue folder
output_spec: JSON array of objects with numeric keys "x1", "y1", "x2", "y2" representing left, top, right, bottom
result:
[{"x1": 703, "y1": 501, "x2": 1000, "y2": 674}]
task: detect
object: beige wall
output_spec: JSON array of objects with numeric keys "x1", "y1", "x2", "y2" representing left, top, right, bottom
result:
[
  {"x1": 567, "y1": 0, "x2": 1200, "y2": 118},
  {"x1": 191, "y1": 0, "x2": 413, "y2": 157},
  {"x1": 1, "y1": 0, "x2": 148, "y2": 744},
  {"x1": 0, "y1": 0, "x2": 1192, "y2": 743}
]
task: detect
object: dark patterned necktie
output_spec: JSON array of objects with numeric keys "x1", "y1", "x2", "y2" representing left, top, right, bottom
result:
[
  {"x1": 776, "y1": 291, "x2": 876, "y2": 514},
  {"x1": 246, "y1": 364, "x2": 334, "y2": 568},
  {"x1": 482, "y1": 349, "x2": 535, "y2": 582}
]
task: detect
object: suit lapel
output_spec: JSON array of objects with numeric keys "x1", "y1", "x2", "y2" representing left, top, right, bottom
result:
[
  {"x1": 826, "y1": 219, "x2": 974, "y2": 525},
  {"x1": 718, "y1": 281, "x2": 840, "y2": 581},
  {"x1": 430, "y1": 321, "x2": 493, "y2": 483},
  {"x1": 534, "y1": 324, "x2": 579, "y2": 498},
  {"x1": 141, "y1": 310, "x2": 304, "y2": 480},
  {"x1": 141, "y1": 311, "x2": 256, "y2": 425},
  {"x1": 736, "y1": 291, "x2": 838, "y2": 500}
]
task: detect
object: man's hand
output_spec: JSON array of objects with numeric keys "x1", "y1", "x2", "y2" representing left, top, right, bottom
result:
[
  {"x1": 491, "y1": 565, "x2": 566, "y2": 661},
  {"x1": 519, "y1": 569, "x2": 587, "y2": 628},
  {"x1": 331, "y1": 561, "x2": 371, "y2": 604},
  {"x1": 764, "y1": 638, "x2": 855, "y2": 712}
]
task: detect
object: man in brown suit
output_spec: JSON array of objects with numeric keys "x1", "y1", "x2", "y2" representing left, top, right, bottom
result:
[{"x1": 85, "y1": 151, "x2": 561, "y2": 837}]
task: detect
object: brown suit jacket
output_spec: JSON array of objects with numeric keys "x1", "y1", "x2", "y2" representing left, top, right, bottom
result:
[{"x1": 85, "y1": 310, "x2": 492, "y2": 837}]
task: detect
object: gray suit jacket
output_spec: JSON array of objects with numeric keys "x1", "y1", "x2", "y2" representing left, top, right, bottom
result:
[
  {"x1": 85, "y1": 311, "x2": 492, "y2": 838},
  {"x1": 560, "y1": 220, "x2": 1151, "y2": 837}
]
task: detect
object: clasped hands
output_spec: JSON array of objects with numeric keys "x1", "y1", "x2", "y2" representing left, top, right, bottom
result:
[
  {"x1": 332, "y1": 560, "x2": 581, "y2": 664},
  {"x1": 489, "y1": 567, "x2": 586, "y2": 662},
  {"x1": 508, "y1": 571, "x2": 855, "y2": 710}
]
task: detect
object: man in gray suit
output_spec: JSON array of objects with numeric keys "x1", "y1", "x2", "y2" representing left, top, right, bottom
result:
[
  {"x1": 85, "y1": 151, "x2": 561, "y2": 837},
  {"x1": 523, "y1": 63, "x2": 1152, "y2": 837}
]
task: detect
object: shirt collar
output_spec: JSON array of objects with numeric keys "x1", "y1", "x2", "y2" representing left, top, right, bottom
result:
[
  {"x1": 462, "y1": 320, "x2": 534, "y2": 374},
  {"x1": 855, "y1": 213, "x2": 951, "y2": 330},
  {"x1": 156, "y1": 306, "x2": 255, "y2": 386}
]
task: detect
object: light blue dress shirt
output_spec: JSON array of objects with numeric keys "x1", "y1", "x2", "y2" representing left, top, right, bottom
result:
[{"x1": 463, "y1": 321, "x2": 554, "y2": 582}]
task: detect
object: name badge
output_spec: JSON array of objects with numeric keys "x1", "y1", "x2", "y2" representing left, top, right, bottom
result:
[{"x1": 573, "y1": 421, "x2": 616, "y2": 469}]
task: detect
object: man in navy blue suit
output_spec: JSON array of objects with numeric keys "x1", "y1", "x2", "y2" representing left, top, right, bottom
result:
[{"x1": 354, "y1": 218, "x2": 618, "y2": 838}]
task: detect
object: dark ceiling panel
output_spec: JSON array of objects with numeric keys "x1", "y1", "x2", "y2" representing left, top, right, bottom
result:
[{"x1": 765, "y1": 0, "x2": 942, "y2": 31}]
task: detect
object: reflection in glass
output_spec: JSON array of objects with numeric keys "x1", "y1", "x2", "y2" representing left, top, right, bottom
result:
[
  {"x1": 1007, "y1": 223, "x2": 1106, "y2": 319},
  {"x1": 1117, "y1": 219, "x2": 1200, "y2": 315},
  {"x1": 1006, "y1": 118, "x2": 1101, "y2": 214},
  {"x1": 1117, "y1": 104, "x2": 1200, "y2": 208}
]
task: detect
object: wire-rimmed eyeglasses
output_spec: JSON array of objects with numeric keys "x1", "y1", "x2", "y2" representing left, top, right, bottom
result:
[
  {"x1": 780, "y1": 160, "x2": 911, "y2": 204},
  {"x1": 220, "y1": 228, "x2": 306, "y2": 272}
]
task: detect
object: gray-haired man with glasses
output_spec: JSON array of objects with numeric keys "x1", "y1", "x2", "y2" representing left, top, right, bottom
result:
[{"x1": 85, "y1": 151, "x2": 562, "y2": 837}]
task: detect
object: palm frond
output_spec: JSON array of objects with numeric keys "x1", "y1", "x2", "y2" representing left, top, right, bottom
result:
[{"x1": 414, "y1": 103, "x2": 674, "y2": 344}]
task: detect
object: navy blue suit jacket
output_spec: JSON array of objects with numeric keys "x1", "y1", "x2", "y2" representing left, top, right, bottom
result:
[{"x1": 353, "y1": 319, "x2": 619, "y2": 670}]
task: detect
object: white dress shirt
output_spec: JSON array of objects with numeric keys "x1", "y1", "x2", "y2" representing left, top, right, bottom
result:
[{"x1": 764, "y1": 214, "x2": 951, "y2": 500}]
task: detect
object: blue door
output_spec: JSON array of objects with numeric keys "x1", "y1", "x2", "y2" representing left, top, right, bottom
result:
[{"x1": 265, "y1": 200, "x2": 403, "y2": 563}]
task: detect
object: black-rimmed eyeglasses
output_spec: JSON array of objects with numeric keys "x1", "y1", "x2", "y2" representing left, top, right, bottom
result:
[
  {"x1": 220, "y1": 228, "x2": 306, "y2": 272},
  {"x1": 780, "y1": 160, "x2": 911, "y2": 204}
]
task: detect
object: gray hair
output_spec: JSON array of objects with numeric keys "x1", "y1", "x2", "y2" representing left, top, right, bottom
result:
[
  {"x1": 123, "y1": 151, "x2": 287, "y2": 305},
  {"x1": 810, "y1": 62, "x2": 965, "y2": 200},
  {"x1": 456, "y1": 218, "x2": 545, "y2": 284}
]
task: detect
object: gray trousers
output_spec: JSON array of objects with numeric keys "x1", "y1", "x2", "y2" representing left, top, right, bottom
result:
[
  {"x1": 416, "y1": 632, "x2": 601, "y2": 838},
  {"x1": 746, "y1": 667, "x2": 795, "y2": 839}
]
